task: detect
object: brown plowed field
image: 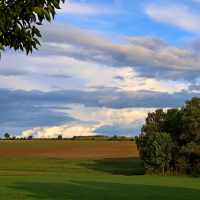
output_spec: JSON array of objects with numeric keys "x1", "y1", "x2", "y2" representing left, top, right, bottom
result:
[{"x1": 0, "y1": 140, "x2": 139, "y2": 160}]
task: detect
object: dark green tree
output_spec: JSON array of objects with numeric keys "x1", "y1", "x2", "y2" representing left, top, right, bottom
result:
[
  {"x1": 4, "y1": 132, "x2": 10, "y2": 139},
  {"x1": 137, "y1": 97, "x2": 200, "y2": 175},
  {"x1": 111, "y1": 135, "x2": 118, "y2": 141},
  {"x1": 27, "y1": 135, "x2": 33, "y2": 140},
  {"x1": 0, "y1": 0, "x2": 65, "y2": 59},
  {"x1": 163, "y1": 108, "x2": 184, "y2": 144},
  {"x1": 180, "y1": 97, "x2": 200, "y2": 172},
  {"x1": 136, "y1": 132, "x2": 173, "y2": 173},
  {"x1": 141, "y1": 109, "x2": 165, "y2": 136},
  {"x1": 57, "y1": 134, "x2": 62, "y2": 140}
]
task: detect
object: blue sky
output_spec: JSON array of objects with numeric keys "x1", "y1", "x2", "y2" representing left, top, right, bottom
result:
[{"x1": 1, "y1": 0, "x2": 200, "y2": 138}]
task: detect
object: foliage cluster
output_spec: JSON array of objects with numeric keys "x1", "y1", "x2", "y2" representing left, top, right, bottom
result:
[
  {"x1": 0, "y1": 0, "x2": 65, "y2": 58},
  {"x1": 136, "y1": 97, "x2": 200, "y2": 176}
]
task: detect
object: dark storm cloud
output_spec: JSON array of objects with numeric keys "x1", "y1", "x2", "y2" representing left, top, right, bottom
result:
[
  {"x1": 45, "y1": 74, "x2": 71, "y2": 78},
  {"x1": 0, "y1": 89, "x2": 76, "y2": 127},
  {"x1": 113, "y1": 76, "x2": 125, "y2": 81},
  {"x1": 188, "y1": 84, "x2": 200, "y2": 91},
  {"x1": 0, "y1": 68, "x2": 33, "y2": 76},
  {"x1": 87, "y1": 85, "x2": 121, "y2": 90},
  {"x1": 190, "y1": 38, "x2": 200, "y2": 52},
  {"x1": 134, "y1": 68, "x2": 200, "y2": 83},
  {"x1": 0, "y1": 69, "x2": 71, "y2": 79},
  {"x1": 124, "y1": 36, "x2": 169, "y2": 51},
  {"x1": 0, "y1": 88, "x2": 199, "y2": 128},
  {"x1": 93, "y1": 124, "x2": 141, "y2": 137}
]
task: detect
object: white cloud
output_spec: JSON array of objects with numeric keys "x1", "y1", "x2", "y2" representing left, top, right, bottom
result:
[
  {"x1": 146, "y1": 4, "x2": 200, "y2": 33},
  {"x1": 21, "y1": 127, "x2": 41, "y2": 138},
  {"x1": 19, "y1": 106, "x2": 171, "y2": 138},
  {"x1": 58, "y1": 0, "x2": 115, "y2": 15},
  {"x1": 20, "y1": 123, "x2": 100, "y2": 138},
  {"x1": 38, "y1": 22, "x2": 200, "y2": 72},
  {"x1": 64, "y1": 105, "x2": 170, "y2": 128},
  {"x1": 1, "y1": 51, "x2": 187, "y2": 93}
]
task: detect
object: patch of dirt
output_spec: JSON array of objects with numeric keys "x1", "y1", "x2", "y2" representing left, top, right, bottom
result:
[{"x1": 0, "y1": 142, "x2": 139, "y2": 160}]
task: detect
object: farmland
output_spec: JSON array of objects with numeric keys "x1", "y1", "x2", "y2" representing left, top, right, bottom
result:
[{"x1": 0, "y1": 140, "x2": 200, "y2": 200}]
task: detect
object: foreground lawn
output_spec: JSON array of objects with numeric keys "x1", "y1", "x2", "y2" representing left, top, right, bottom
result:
[{"x1": 0, "y1": 158, "x2": 200, "y2": 200}]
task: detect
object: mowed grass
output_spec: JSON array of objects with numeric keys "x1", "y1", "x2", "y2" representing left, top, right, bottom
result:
[{"x1": 0, "y1": 141, "x2": 200, "y2": 199}]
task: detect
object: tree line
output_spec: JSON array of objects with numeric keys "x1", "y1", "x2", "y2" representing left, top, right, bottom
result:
[
  {"x1": 136, "y1": 97, "x2": 200, "y2": 176},
  {"x1": 1, "y1": 134, "x2": 134, "y2": 141}
]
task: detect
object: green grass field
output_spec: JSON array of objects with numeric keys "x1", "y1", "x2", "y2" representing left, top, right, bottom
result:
[{"x1": 0, "y1": 141, "x2": 200, "y2": 199}]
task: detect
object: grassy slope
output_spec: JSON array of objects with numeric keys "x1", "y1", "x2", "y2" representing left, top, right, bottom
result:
[{"x1": 0, "y1": 157, "x2": 200, "y2": 200}]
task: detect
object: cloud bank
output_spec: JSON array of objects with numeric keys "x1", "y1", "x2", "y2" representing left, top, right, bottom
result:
[
  {"x1": 0, "y1": 88, "x2": 198, "y2": 129},
  {"x1": 33, "y1": 22, "x2": 200, "y2": 82}
]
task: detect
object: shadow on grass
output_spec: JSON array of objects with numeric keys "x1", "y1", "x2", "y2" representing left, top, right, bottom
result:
[
  {"x1": 9, "y1": 180, "x2": 200, "y2": 200},
  {"x1": 79, "y1": 158, "x2": 146, "y2": 176}
]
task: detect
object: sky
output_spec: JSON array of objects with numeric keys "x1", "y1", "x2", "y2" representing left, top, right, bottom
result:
[{"x1": 1, "y1": 0, "x2": 200, "y2": 138}]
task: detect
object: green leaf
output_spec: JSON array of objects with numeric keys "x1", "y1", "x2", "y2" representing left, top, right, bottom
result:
[
  {"x1": 31, "y1": 41, "x2": 38, "y2": 50},
  {"x1": 32, "y1": 27, "x2": 42, "y2": 37},
  {"x1": 0, "y1": 21, "x2": 6, "y2": 32},
  {"x1": 47, "y1": 4, "x2": 53, "y2": 13},
  {"x1": 33, "y1": 38, "x2": 41, "y2": 46},
  {"x1": 35, "y1": 22, "x2": 42, "y2": 25},
  {"x1": 0, "y1": 30, "x2": 3, "y2": 36},
  {"x1": 19, "y1": 43, "x2": 23, "y2": 51},
  {"x1": 23, "y1": 42, "x2": 29, "y2": 56},
  {"x1": 25, "y1": 35, "x2": 32, "y2": 42},
  {"x1": 0, "y1": 43, "x2": 5, "y2": 51},
  {"x1": 52, "y1": 0, "x2": 61, "y2": 9},
  {"x1": 26, "y1": 7, "x2": 30, "y2": 14},
  {"x1": 32, "y1": 7, "x2": 43, "y2": 16},
  {"x1": 40, "y1": 8, "x2": 51, "y2": 22}
]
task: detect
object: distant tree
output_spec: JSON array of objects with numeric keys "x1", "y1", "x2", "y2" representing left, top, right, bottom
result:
[
  {"x1": 111, "y1": 135, "x2": 118, "y2": 141},
  {"x1": 57, "y1": 134, "x2": 62, "y2": 140},
  {"x1": 11, "y1": 135, "x2": 16, "y2": 140},
  {"x1": 4, "y1": 133, "x2": 10, "y2": 139},
  {"x1": 27, "y1": 135, "x2": 33, "y2": 140},
  {"x1": 121, "y1": 136, "x2": 126, "y2": 140},
  {"x1": 0, "y1": 0, "x2": 65, "y2": 59},
  {"x1": 71, "y1": 136, "x2": 76, "y2": 140}
]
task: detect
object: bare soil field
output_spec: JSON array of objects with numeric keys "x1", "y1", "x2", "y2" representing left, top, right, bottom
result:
[{"x1": 0, "y1": 140, "x2": 139, "y2": 159}]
